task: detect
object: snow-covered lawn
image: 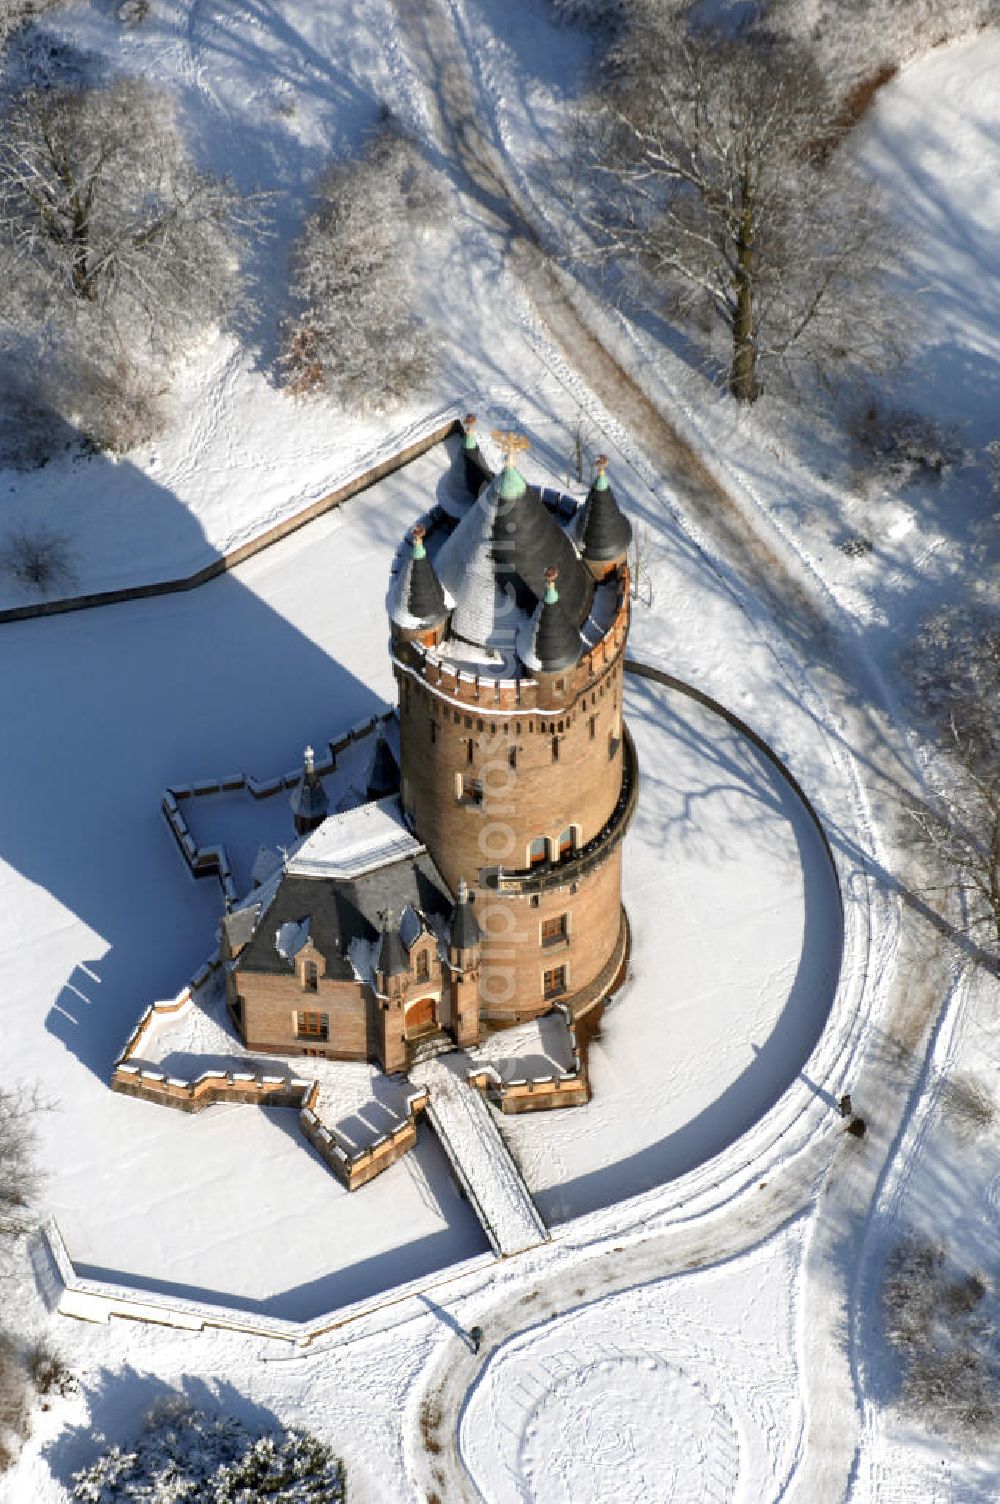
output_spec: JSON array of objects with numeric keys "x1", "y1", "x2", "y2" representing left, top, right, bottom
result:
[
  {"x1": 460, "y1": 1222, "x2": 805, "y2": 1504},
  {"x1": 494, "y1": 673, "x2": 842, "y2": 1223}
]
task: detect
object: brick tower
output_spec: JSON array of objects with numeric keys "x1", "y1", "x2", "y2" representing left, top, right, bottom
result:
[{"x1": 387, "y1": 427, "x2": 637, "y2": 1033}]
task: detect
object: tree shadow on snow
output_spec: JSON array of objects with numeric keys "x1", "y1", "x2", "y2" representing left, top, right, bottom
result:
[{"x1": 41, "y1": 1367, "x2": 285, "y2": 1489}]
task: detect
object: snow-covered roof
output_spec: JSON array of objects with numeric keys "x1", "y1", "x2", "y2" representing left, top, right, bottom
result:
[
  {"x1": 286, "y1": 795, "x2": 423, "y2": 880},
  {"x1": 433, "y1": 462, "x2": 594, "y2": 651}
]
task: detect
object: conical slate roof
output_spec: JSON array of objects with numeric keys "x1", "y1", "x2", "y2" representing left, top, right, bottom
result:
[
  {"x1": 366, "y1": 729, "x2": 400, "y2": 802},
  {"x1": 290, "y1": 746, "x2": 329, "y2": 826},
  {"x1": 578, "y1": 457, "x2": 631, "y2": 563},
  {"x1": 389, "y1": 526, "x2": 449, "y2": 631},
  {"x1": 377, "y1": 910, "x2": 408, "y2": 977},
  {"x1": 449, "y1": 877, "x2": 481, "y2": 951},
  {"x1": 521, "y1": 568, "x2": 583, "y2": 673},
  {"x1": 434, "y1": 461, "x2": 594, "y2": 648}
]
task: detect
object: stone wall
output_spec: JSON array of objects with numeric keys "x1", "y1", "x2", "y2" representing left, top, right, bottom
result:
[
  {"x1": 467, "y1": 1001, "x2": 592, "y2": 1113},
  {"x1": 238, "y1": 969, "x2": 371, "y2": 1061},
  {"x1": 299, "y1": 1082, "x2": 429, "y2": 1190},
  {"x1": 162, "y1": 713, "x2": 388, "y2": 906}
]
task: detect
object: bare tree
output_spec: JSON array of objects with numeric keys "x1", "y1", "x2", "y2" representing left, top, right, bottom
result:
[
  {"x1": 281, "y1": 124, "x2": 443, "y2": 413},
  {"x1": 0, "y1": 2, "x2": 69, "y2": 52},
  {"x1": 0, "y1": 1086, "x2": 38, "y2": 1252},
  {"x1": 0, "y1": 77, "x2": 255, "y2": 355},
  {"x1": 903, "y1": 607, "x2": 1000, "y2": 965},
  {"x1": 907, "y1": 723, "x2": 1000, "y2": 963},
  {"x1": 571, "y1": 21, "x2": 898, "y2": 400}
]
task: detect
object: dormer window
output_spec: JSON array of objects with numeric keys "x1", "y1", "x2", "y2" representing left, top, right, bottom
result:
[
  {"x1": 415, "y1": 949, "x2": 429, "y2": 982},
  {"x1": 301, "y1": 960, "x2": 318, "y2": 992}
]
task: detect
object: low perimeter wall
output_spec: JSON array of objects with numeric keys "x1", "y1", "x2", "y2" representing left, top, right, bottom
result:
[
  {"x1": 111, "y1": 968, "x2": 427, "y2": 1191},
  {"x1": 299, "y1": 1082, "x2": 429, "y2": 1190}
]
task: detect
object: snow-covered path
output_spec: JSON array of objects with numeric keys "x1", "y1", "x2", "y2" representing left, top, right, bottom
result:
[{"x1": 414, "y1": 1058, "x2": 548, "y2": 1257}]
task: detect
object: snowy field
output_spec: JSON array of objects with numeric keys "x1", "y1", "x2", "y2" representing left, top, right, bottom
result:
[
  {"x1": 459, "y1": 1223, "x2": 805, "y2": 1504},
  {"x1": 2, "y1": 3, "x2": 999, "y2": 1501}
]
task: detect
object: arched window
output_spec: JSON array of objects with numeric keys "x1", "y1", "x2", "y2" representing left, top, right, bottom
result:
[
  {"x1": 415, "y1": 949, "x2": 429, "y2": 982},
  {"x1": 558, "y1": 827, "x2": 576, "y2": 859},
  {"x1": 528, "y1": 837, "x2": 547, "y2": 867}
]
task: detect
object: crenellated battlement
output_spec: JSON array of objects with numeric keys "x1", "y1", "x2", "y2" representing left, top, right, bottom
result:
[{"x1": 392, "y1": 566, "x2": 630, "y2": 715}]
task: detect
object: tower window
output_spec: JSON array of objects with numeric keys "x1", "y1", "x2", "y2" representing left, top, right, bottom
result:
[
  {"x1": 589, "y1": 715, "x2": 597, "y2": 740},
  {"x1": 529, "y1": 837, "x2": 547, "y2": 867},
  {"x1": 541, "y1": 914, "x2": 568, "y2": 947},
  {"x1": 558, "y1": 827, "x2": 576, "y2": 859},
  {"x1": 551, "y1": 737, "x2": 559, "y2": 762},
  {"x1": 429, "y1": 719, "x2": 438, "y2": 744},
  {"x1": 301, "y1": 960, "x2": 318, "y2": 992},
  {"x1": 508, "y1": 746, "x2": 517, "y2": 770},
  {"x1": 415, "y1": 949, "x2": 429, "y2": 981},
  {"x1": 543, "y1": 966, "x2": 567, "y2": 1000},
  {"x1": 467, "y1": 739, "x2": 475, "y2": 765}
]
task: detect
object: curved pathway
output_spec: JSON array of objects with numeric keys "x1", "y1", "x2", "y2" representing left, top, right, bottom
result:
[{"x1": 384, "y1": 5, "x2": 967, "y2": 1501}]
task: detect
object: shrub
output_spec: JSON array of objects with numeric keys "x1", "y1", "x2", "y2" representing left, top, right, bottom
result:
[
  {"x1": 72, "y1": 1401, "x2": 345, "y2": 1502},
  {"x1": 882, "y1": 1234, "x2": 998, "y2": 1439},
  {"x1": 851, "y1": 400, "x2": 963, "y2": 489},
  {"x1": 940, "y1": 1072, "x2": 995, "y2": 1142},
  {"x1": 0, "y1": 526, "x2": 76, "y2": 596}
]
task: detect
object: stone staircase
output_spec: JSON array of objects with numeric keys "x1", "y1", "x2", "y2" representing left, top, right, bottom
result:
[{"x1": 407, "y1": 1030, "x2": 455, "y2": 1068}]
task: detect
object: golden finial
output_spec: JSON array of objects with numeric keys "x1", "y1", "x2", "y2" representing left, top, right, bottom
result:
[{"x1": 491, "y1": 429, "x2": 530, "y2": 466}]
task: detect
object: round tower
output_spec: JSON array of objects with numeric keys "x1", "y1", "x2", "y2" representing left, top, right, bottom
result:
[{"x1": 389, "y1": 432, "x2": 636, "y2": 1025}]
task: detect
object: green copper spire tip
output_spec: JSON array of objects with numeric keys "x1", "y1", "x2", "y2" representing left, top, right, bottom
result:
[
  {"x1": 462, "y1": 413, "x2": 478, "y2": 449},
  {"x1": 543, "y1": 567, "x2": 559, "y2": 605},
  {"x1": 411, "y1": 526, "x2": 427, "y2": 559},
  {"x1": 594, "y1": 470, "x2": 609, "y2": 490},
  {"x1": 497, "y1": 463, "x2": 527, "y2": 501},
  {"x1": 594, "y1": 454, "x2": 610, "y2": 491}
]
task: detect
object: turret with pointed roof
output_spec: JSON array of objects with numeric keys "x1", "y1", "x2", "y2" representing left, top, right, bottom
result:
[
  {"x1": 449, "y1": 876, "x2": 481, "y2": 951},
  {"x1": 434, "y1": 435, "x2": 593, "y2": 650},
  {"x1": 461, "y1": 412, "x2": 488, "y2": 496},
  {"x1": 290, "y1": 745, "x2": 329, "y2": 836},
  {"x1": 519, "y1": 566, "x2": 584, "y2": 675},
  {"x1": 389, "y1": 525, "x2": 450, "y2": 640},
  {"x1": 577, "y1": 455, "x2": 632, "y2": 576},
  {"x1": 376, "y1": 909, "x2": 408, "y2": 980},
  {"x1": 366, "y1": 726, "x2": 400, "y2": 802}
]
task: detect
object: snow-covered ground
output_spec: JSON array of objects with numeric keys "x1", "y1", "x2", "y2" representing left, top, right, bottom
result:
[
  {"x1": 2, "y1": 3, "x2": 1000, "y2": 1501},
  {"x1": 495, "y1": 673, "x2": 841, "y2": 1223},
  {"x1": 460, "y1": 1222, "x2": 805, "y2": 1504}
]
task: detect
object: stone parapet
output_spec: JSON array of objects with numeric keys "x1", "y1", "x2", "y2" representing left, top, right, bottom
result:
[{"x1": 299, "y1": 1082, "x2": 429, "y2": 1190}]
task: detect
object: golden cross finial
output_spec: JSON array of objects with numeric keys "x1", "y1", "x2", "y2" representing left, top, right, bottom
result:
[{"x1": 491, "y1": 429, "x2": 530, "y2": 466}]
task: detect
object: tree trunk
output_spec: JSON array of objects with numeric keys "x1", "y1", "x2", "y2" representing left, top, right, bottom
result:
[
  {"x1": 729, "y1": 170, "x2": 760, "y2": 402},
  {"x1": 69, "y1": 198, "x2": 96, "y2": 301}
]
